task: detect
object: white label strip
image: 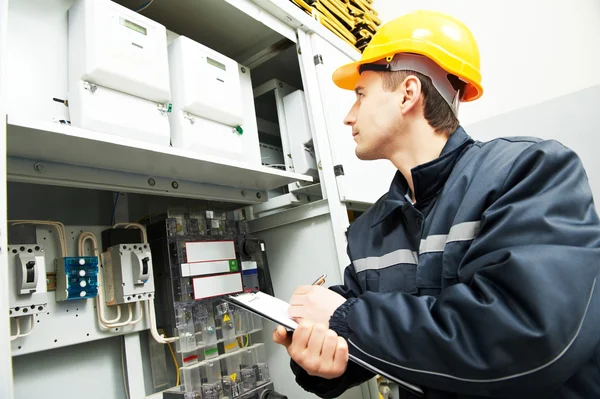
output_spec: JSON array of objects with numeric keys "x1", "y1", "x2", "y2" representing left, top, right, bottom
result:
[
  {"x1": 183, "y1": 261, "x2": 233, "y2": 277},
  {"x1": 193, "y1": 273, "x2": 243, "y2": 300},
  {"x1": 186, "y1": 241, "x2": 236, "y2": 263},
  {"x1": 241, "y1": 261, "x2": 257, "y2": 271}
]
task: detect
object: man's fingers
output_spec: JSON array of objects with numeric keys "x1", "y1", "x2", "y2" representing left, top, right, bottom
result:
[
  {"x1": 306, "y1": 323, "x2": 327, "y2": 356},
  {"x1": 319, "y1": 330, "x2": 338, "y2": 370},
  {"x1": 332, "y1": 337, "x2": 349, "y2": 374},
  {"x1": 290, "y1": 321, "x2": 312, "y2": 354},
  {"x1": 272, "y1": 326, "x2": 292, "y2": 347}
]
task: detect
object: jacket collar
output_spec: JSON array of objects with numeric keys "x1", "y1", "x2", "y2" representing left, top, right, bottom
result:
[{"x1": 371, "y1": 126, "x2": 473, "y2": 227}]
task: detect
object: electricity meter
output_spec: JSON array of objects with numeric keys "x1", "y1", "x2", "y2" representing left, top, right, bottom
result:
[
  {"x1": 68, "y1": 0, "x2": 171, "y2": 145},
  {"x1": 168, "y1": 35, "x2": 261, "y2": 166}
]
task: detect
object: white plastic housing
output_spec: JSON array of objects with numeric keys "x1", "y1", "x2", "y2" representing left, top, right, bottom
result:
[
  {"x1": 101, "y1": 244, "x2": 155, "y2": 305},
  {"x1": 68, "y1": 0, "x2": 171, "y2": 145},
  {"x1": 282, "y1": 90, "x2": 319, "y2": 177},
  {"x1": 168, "y1": 36, "x2": 261, "y2": 166},
  {"x1": 168, "y1": 35, "x2": 243, "y2": 127},
  {"x1": 7, "y1": 245, "x2": 48, "y2": 318}
]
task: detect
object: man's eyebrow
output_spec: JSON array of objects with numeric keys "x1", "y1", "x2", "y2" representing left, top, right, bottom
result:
[{"x1": 354, "y1": 86, "x2": 365, "y2": 94}]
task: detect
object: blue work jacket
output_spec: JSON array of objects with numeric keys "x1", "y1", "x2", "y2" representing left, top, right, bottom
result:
[{"x1": 292, "y1": 126, "x2": 600, "y2": 398}]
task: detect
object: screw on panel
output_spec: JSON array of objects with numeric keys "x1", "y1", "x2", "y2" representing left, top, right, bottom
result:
[
  {"x1": 256, "y1": 192, "x2": 262, "y2": 199},
  {"x1": 241, "y1": 67, "x2": 246, "y2": 73},
  {"x1": 34, "y1": 163, "x2": 46, "y2": 173},
  {"x1": 279, "y1": 82, "x2": 284, "y2": 88},
  {"x1": 171, "y1": 181, "x2": 179, "y2": 189},
  {"x1": 241, "y1": 191, "x2": 247, "y2": 197},
  {"x1": 148, "y1": 178, "x2": 156, "y2": 186}
]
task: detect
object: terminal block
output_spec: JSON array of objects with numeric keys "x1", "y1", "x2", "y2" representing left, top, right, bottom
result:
[{"x1": 55, "y1": 257, "x2": 99, "y2": 301}]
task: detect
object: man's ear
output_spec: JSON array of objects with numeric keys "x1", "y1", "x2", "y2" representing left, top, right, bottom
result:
[{"x1": 400, "y1": 75, "x2": 422, "y2": 115}]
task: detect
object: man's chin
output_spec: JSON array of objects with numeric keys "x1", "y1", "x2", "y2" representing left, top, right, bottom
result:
[{"x1": 355, "y1": 149, "x2": 378, "y2": 161}]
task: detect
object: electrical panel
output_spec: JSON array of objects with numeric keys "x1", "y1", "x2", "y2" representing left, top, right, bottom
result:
[
  {"x1": 167, "y1": 35, "x2": 260, "y2": 166},
  {"x1": 67, "y1": 0, "x2": 171, "y2": 145},
  {"x1": 282, "y1": 90, "x2": 318, "y2": 178},
  {"x1": 101, "y1": 243, "x2": 155, "y2": 305},
  {"x1": 7, "y1": 245, "x2": 48, "y2": 318},
  {"x1": 55, "y1": 256, "x2": 99, "y2": 301}
]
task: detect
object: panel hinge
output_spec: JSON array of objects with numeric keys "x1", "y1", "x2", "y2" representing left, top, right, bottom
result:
[
  {"x1": 314, "y1": 54, "x2": 323, "y2": 65},
  {"x1": 334, "y1": 164, "x2": 344, "y2": 176}
]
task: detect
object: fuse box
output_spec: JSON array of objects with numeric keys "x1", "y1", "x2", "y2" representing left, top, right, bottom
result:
[
  {"x1": 7, "y1": 245, "x2": 48, "y2": 317},
  {"x1": 55, "y1": 256, "x2": 99, "y2": 301},
  {"x1": 101, "y1": 243, "x2": 155, "y2": 305}
]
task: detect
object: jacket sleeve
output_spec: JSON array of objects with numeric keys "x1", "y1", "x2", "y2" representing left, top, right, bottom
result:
[
  {"x1": 289, "y1": 248, "x2": 376, "y2": 398},
  {"x1": 327, "y1": 140, "x2": 600, "y2": 397}
]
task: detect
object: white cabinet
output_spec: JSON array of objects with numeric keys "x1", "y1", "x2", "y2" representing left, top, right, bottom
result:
[{"x1": 310, "y1": 33, "x2": 397, "y2": 207}]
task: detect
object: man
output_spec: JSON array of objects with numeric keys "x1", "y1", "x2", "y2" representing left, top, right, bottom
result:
[{"x1": 272, "y1": 10, "x2": 600, "y2": 399}]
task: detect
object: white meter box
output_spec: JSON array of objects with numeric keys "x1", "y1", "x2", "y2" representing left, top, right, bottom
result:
[
  {"x1": 167, "y1": 36, "x2": 261, "y2": 166},
  {"x1": 68, "y1": 0, "x2": 171, "y2": 145},
  {"x1": 101, "y1": 243, "x2": 155, "y2": 305}
]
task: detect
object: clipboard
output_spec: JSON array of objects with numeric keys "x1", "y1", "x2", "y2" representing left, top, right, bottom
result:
[{"x1": 226, "y1": 291, "x2": 424, "y2": 397}]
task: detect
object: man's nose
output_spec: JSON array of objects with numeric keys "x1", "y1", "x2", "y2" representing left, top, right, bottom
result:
[{"x1": 344, "y1": 106, "x2": 357, "y2": 126}]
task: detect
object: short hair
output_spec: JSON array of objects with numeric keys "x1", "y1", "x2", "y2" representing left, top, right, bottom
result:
[{"x1": 380, "y1": 70, "x2": 461, "y2": 136}]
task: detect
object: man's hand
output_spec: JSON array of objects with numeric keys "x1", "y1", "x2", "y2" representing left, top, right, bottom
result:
[
  {"x1": 272, "y1": 321, "x2": 349, "y2": 379},
  {"x1": 288, "y1": 285, "x2": 346, "y2": 325}
]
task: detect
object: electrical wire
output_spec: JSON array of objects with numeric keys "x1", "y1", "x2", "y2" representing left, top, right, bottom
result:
[
  {"x1": 9, "y1": 318, "x2": 20, "y2": 341},
  {"x1": 9, "y1": 220, "x2": 67, "y2": 257},
  {"x1": 9, "y1": 315, "x2": 35, "y2": 341},
  {"x1": 78, "y1": 232, "x2": 125, "y2": 329},
  {"x1": 161, "y1": 329, "x2": 181, "y2": 386},
  {"x1": 112, "y1": 223, "x2": 148, "y2": 244},
  {"x1": 110, "y1": 192, "x2": 120, "y2": 226},
  {"x1": 147, "y1": 300, "x2": 178, "y2": 344},
  {"x1": 18, "y1": 315, "x2": 35, "y2": 338},
  {"x1": 135, "y1": 0, "x2": 154, "y2": 12},
  {"x1": 121, "y1": 337, "x2": 130, "y2": 399}
]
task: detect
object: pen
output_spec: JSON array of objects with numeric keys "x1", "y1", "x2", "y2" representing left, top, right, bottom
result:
[{"x1": 311, "y1": 274, "x2": 327, "y2": 286}]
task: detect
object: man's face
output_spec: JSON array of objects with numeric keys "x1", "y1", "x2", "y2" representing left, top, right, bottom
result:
[{"x1": 343, "y1": 71, "x2": 405, "y2": 161}]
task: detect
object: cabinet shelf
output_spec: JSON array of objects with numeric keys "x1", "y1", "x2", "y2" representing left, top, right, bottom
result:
[{"x1": 6, "y1": 115, "x2": 313, "y2": 202}]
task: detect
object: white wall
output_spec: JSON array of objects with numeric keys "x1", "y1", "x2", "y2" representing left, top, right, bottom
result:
[{"x1": 373, "y1": 0, "x2": 600, "y2": 126}]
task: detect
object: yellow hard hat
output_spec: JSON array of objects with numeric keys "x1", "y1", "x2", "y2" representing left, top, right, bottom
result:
[{"x1": 332, "y1": 10, "x2": 483, "y2": 102}]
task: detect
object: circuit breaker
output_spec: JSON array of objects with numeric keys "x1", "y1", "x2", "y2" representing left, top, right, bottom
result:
[
  {"x1": 167, "y1": 35, "x2": 260, "y2": 166},
  {"x1": 7, "y1": 245, "x2": 48, "y2": 317},
  {"x1": 67, "y1": 0, "x2": 172, "y2": 145},
  {"x1": 102, "y1": 243, "x2": 155, "y2": 305}
]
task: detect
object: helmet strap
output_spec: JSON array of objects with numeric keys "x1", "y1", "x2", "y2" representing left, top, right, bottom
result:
[{"x1": 360, "y1": 53, "x2": 462, "y2": 117}]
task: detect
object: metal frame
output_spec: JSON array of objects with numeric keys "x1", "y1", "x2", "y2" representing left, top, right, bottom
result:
[
  {"x1": 0, "y1": 0, "x2": 14, "y2": 396},
  {"x1": 7, "y1": 157, "x2": 268, "y2": 205},
  {"x1": 296, "y1": 29, "x2": 352, "y2": 273}
]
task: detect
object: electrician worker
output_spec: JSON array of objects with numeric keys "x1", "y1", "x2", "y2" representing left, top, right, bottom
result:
[{"x1": 272, "y1": 9, "x2": 600, "y2": 399}]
